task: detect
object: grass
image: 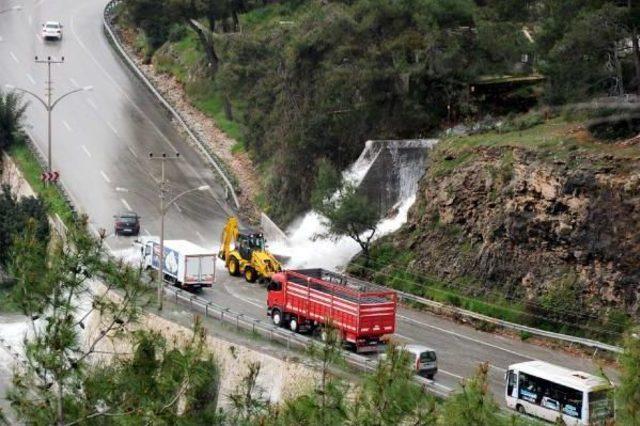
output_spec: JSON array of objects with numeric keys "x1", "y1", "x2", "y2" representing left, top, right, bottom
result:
[
  {"x1": 7, "y1": 140, "x2": 75, "y2": 225},
  {"x1": 431, "y1": 115, "x2": 640, "y2": 178},
  {"x1": 152, "y1": 32, "x2": 246, "y2": 145}
]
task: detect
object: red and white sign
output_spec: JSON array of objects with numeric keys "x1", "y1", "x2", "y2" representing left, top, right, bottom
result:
[{"x1": 40, "y1": 171, "x2": 60, "y2": 182}]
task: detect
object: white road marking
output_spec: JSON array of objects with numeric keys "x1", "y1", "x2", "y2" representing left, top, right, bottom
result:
[
  {"x1": 144, "y1": 229, "x2": 151, "y2": 236},
  {"x1": 490, "y1": 364, "x2": 507, "y2": 373},
  {"x1": 196, "y1": 231, "x2": 204, "y2": 241},
  {"x1": 26, "y1": 73, "x2": 36, "y2": 85},
  {"x1": 81, "y1": 145, "x2": 92, "y2": 158},
  {"x1": 9, "y1": 51, "x2": 19, "y2": 63},
  {"x1": 127, "y1": 146, "x2": 138, "y2": 158},
  {"x1": 174, "y1": 203, "x2": 183, "y2": 213},
  {"x1": 62, "y1": 120, "x2": 72, "y2": 132},
  {"x1": 120, "y1": 198, "x2": 132, "y2": 211},
  {"x1": 221, "y1": 280, "x2": 263, "y2": 309},
  {"x1": 106, "y1": 121, "x2": 119, "y2": 136},
  {"x1": 100, "y1": 170, "x2": 111, "y2": 183},
  {"x1": 439, "y1": 369, "x2": 464, "y2": 380},
  {"x1": 398, "y1": 315, "x2": 534, "y2": 360},
  {"x1": 86, "y1": 98, "x2": 98, "y2": 110},
  {"x1": 392, "y1": 333, "x2": 414, "y2": 342},
  {"x1": 68, "y1": 15, "x2": 234, "y2": 218},
  {"x1": 69, "y1": 78, "x2": 79, "y2": 88}
]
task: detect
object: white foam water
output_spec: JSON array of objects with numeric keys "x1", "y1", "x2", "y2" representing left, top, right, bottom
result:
[{"x1": 277, "y1": 139, "x2": 436, "y2": 271}]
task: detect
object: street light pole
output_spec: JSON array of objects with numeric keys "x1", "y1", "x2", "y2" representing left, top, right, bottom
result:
[
  {"x1": 36, "y1": 56, "x2": 64, "y2": 176},
  {"x1": 116, "y1": 179, "x2": 210, "y2": 311},
  {"x1": 5, "y1": 57, "x2": 92, "y2": 184},
  {"x1": 149, "y1": 152, "x2": 180, "y2": 311}
]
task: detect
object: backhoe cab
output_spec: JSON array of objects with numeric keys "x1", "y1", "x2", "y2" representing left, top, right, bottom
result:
[{"x1": 218, "y1": 217, "x2": 282, "y2": 283}]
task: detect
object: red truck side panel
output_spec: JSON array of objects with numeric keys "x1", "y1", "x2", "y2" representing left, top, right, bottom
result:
[{"x1": 272, "y1": 269, "x2": 397, "y2": 342}]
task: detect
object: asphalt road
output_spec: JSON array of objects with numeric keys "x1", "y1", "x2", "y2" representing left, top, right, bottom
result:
[
  {"x1": 0, "y1": 0, "x2": 231, "y2": 251},
  {"x1": 0, "y1": 0, "x2": 619, "y2": 413}
]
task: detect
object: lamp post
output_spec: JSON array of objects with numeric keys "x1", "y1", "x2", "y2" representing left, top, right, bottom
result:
[
  {"x1": 0, "y1": 5, "x2": 22, "y2": 14},
  {"x1": 116, "y1": 184, "x2": 210, "y2": 310},
  {"x1": 5, "y1": 75, "x2": 92, "y2": 180}
]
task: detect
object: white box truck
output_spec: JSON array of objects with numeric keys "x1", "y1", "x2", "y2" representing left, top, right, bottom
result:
[{"x1": 139, "y1": 237, "x2": 216, "y2": 289}]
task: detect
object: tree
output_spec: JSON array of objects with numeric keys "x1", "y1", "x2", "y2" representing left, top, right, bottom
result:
[
  {"x1": 311, "y1": 160, "x2": 379, "y2": 260},
  {"x1": 353, "y1": 343, "x2": 437, "y2": 425},
  {"x1": 263, "y1": 327, "x2": 348, "y2": 426},
  {"x1": 440, "y1": 362, "x2": 507, "y2": 426},
  {"x1": 6, "y1": 218, "x2": 222, "y2": 425},
  {"x1": 0, "y1": 185, "x2": 49, "y2": 267},
  {"x1": 537, "y1": 2, "x2": 629, "y2": 103},
  {"x1": 0, "y1": 89, "x2": 26, "y2": 151},
  {"x1": 617, "y1": 327, "x2": 640, "y2": 425}
]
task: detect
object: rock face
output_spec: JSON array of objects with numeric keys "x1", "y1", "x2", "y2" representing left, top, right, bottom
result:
[{"x1": 393, "y1": 144, "x2": 640, "y2": 316}]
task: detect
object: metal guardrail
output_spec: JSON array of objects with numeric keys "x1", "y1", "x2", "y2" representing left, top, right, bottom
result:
[
  {"x1": 364, "y1": 281, "x2": 624, "y2": 354},
  {"x1": 102, "y1": 0, "x2": 240, "y2": 210},
  {"x1": 160, "y1": 284, "x2": 452, "y2": 398}
]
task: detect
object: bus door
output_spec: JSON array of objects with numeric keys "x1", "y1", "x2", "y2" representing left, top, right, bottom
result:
[{"x1": 506, "y1": 370, "x2": 518, "y2": 398}]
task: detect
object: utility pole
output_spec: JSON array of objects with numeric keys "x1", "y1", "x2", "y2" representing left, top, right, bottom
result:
[
  {"x1": 149, "y1": 152, "x2": 180, "y2": 311},
  {"x1": 36, "y1": 56, "x2": 64, "y2": 178}
]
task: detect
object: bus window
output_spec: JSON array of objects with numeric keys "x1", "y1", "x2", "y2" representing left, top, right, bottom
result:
[{"x1": 518, "y1": 372, "x2": 583, "y2": 419}]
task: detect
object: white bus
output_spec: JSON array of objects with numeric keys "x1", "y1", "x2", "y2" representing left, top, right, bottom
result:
[{"x1": 505, "y1": 361, "x2": 614, "y2": 425}]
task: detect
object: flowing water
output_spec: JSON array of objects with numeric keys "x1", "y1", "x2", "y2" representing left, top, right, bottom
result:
[{"x1": 271, "y1": 139, "x2": 437, "y2": 271}]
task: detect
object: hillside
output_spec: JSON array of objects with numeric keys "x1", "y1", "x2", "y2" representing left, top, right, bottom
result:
[
  {"x1": 352, "y1": 114, "x2": 640, "y2": 338},
  {"x1": 118, "y1": 0, "x2": 533, "y2": 224}
]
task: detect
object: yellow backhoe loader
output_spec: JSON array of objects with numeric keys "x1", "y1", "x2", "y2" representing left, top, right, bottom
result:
[{"x1": 218, "y1": 217, "x2": 282, "y2": 282}]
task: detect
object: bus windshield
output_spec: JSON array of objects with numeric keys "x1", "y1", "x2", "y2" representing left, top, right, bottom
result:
[{"x1": 589, "y1": 389, "x2": 614, "y2": 423}]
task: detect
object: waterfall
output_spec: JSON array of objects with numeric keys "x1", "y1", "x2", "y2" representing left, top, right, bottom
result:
[{"x1": 271, "y1": 139, "x2": 437, "y2": 270}]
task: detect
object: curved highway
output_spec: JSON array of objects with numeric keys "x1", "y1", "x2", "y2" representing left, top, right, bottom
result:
[{"x1": 0, "y1": 0, "x2": 618, "y2": 408}]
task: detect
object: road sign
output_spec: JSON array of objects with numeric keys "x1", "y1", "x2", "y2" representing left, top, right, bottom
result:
[{"x1": 40, "y1": 171, "x2": 60, "y2": 182}]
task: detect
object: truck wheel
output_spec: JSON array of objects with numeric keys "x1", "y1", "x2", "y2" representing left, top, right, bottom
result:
[
  {"x1": 228, "y1": 257, "x2": 240, "y2": 276},
  {"x1": 272, "y1": 309, "x2": 283, "y2": 327},
  {"x1": 289, "y1": 317, "x2": 299, "y2": 333},
  {"x1": 516, "y1": 405, "x2": 526, "y2": 415},
  {"x1": 244, "y1": 267, "x2": 257, "y2": 283}
]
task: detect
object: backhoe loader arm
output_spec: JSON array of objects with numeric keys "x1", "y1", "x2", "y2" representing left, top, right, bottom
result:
[{"x1": 219, "y1": 217, "x2": 239, "y2": 262}]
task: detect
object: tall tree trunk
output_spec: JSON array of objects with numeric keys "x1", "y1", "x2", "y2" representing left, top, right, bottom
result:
[
  {"x1": 187, "y1": 20, "x2": 219, "y2": 74},
  {"x1": 632, "y1": 28, "x2": 640, "y2": 94},
  {"x1": 232, "y1": 10, "x2": 240, "y2": 32},
  {"x1": 614, "y1": 46, "x2": 625, "y2": 96},
  {"x1": 628, "y1": 1, "x2": 640, "y2": 94}
]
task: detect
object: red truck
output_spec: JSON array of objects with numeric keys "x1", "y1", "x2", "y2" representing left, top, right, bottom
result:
[{"x1": 267, "y1": 268, "x2": 397, "y2": 353}]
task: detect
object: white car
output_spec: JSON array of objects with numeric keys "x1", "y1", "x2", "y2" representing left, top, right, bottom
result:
[
  {"x1": 381, "y1": 344, "x2": 438, "y2": 379},
  {"x1": 42, "y1": 21, "x2": 63, "y2": 40}
]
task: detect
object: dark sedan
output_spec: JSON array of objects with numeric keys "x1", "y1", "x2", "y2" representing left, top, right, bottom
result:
[{"x1": 114, "y1": 212, "x2": 140, "y2": 236}]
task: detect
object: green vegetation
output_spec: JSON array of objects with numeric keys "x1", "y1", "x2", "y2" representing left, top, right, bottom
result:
[
  {"x1": 118, "y1": 0, "x2": 640, "y2": 224},
  {"x1": 617, "y1": 327, "x2": 640, "y2": 425},
  {"x1": 311, "y1": 160, "x2": 379, "y2": 259},
  {"x1": 7, "y1": 141, "x2": 75, "y2": 225},
  {"x1": 0, "y1": 89, "x2": 26, "y2": 152},
  {"x1": 350, "y1": 244, "x2": 528, "y2": 325},
  {"x1": 121, "y1": 0, "x2": 530, "y2": 224}
]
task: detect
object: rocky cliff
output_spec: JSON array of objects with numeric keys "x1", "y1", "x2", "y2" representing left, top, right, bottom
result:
[{"x1": 365, "y1": 120, "x2": 640, "y2": 324}]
